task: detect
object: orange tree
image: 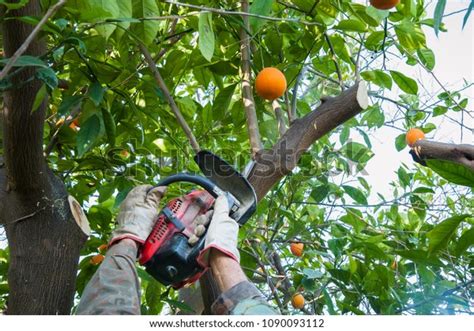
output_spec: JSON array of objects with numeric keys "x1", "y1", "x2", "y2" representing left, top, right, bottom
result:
[{"x1": 0, "y1": 0, "x2": 473, "y2": 314}]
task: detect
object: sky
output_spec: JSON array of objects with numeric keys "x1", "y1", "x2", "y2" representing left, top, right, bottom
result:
[{"x1": 359, "y1": 0, "x2": 473, "y2": 199}]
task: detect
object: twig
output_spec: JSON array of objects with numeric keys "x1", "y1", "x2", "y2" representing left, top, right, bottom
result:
[
  {"x1": 164, "y1": 0, "x2": 323, "y2": 26},
  {"x1": 381, "y1": 18, "x2": 388, "y2": 70},
  {"x1": 0, "y1": 0, "x2": 67, "y2": 81},
  {"x1": 290, "y1": 64, "x2": 307, "y2": 120},
  {"x1": 240, "y1": 0, "x2": 263, "y2": 156},
  {"x1": 139, "y1": 43, "x2": 200, "y2": 153},
  {"x1": 273, "y1": 100, "x2": 287, "y2": 137},
  {"x1": 323, "y1": 32, "x2": 344, "y2": 91},
  {"x1": 44, "y1": 102, "x2": 82, "y2": 156}
]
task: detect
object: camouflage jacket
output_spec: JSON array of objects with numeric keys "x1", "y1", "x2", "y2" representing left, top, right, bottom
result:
[{"x1": 76, "y1": 241, "x2": 277, "y2": 315}]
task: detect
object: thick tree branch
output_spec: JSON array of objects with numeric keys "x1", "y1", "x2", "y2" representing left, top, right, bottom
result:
[
  {"x1": 248, "y1": 82, "x2": 368, "y2": 200},
  {"x1": 411, "y1": 140, "x2": 474, "y2": 171},
  {"x1": 0, "y1": 0, "x2": 67, "y2": 81},
  {"x1": 139, "y1": 43, "x2": 200, "y2": 153},
  {"x1": 240, "y1": 0, "x2": 263, "y2": 157}
]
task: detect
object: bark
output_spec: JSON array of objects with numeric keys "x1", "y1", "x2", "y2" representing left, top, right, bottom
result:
[
  {"x1": 411, "y1": 140, "x2": 474, "y2": 171},
  {"x1": 199, "y1": 82, "x2": 368, "y2": 313},
  {"x1": 1, "y1": 1, "x2": 88, "y2": 314}
]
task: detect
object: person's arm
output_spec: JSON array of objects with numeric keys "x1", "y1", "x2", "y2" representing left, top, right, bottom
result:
[
  {"x1": 76, "y1": 239, "x2": 140, "y2": 315},
  {"x1": 76, "y1": 185, "x2": 165, "y2": 315},
  {"x1": 196, "y1": 196, "x2": 279, "y2": 315}
]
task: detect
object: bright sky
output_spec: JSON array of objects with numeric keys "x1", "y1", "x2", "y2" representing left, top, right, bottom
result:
[{"x1": 360, "y1": 0, "x2": 473, "y2": 199}]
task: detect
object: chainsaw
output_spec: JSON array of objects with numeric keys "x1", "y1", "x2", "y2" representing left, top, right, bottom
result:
[{"x1": 139, "y1": 151, "x2": 257, "y2": 288}]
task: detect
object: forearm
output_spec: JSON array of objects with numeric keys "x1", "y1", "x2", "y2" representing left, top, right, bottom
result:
[
  {"x1": 209, "y1": 249, "x2": 278, "y2": 315},
  {"x1": 76, "y1": 239, "x2": 141, "y2": 315}
]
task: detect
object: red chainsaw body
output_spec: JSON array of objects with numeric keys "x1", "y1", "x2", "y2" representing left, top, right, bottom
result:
[{"x1": 139, "y1": 190, "x2": 215, "y2": 287}]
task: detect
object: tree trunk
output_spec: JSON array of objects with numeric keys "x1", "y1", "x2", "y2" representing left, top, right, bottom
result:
[{"x1": 0, "y1": 1, "x2": 88, "y2": 314}]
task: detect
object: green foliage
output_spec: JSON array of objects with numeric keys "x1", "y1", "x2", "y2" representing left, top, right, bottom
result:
[{"x1": 0, "y1": 0, "x2": 472, "y2": 316}]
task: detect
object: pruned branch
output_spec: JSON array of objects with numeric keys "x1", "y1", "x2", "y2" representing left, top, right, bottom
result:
[
  {"x1": 249, "y1": 82, "x2": 368, "y2": 200},
  {"x1": 139, "y1": 43, "x2": 200, "y2": 153},
  {"x1": 411, "y1": 140, "x2": 474, "y2": 171},
  {"x1": 0, "y1": 0, "x2": 67, "y2": 81},
  {"x1": 240, "y1": 0, "x2": 263, "y2": 157}
]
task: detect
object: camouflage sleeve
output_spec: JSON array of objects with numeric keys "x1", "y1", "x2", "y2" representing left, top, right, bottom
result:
[
  {"x1": 76, "y1": 241, "x2": 141, "y2": 315},
  {"x1": 211, "y1": 281, "x2": 279, "y2": 315}
]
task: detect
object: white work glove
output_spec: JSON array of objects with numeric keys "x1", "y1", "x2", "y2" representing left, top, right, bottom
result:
[
  {"x1": 196, "y1": 195, "x2": 240, "y2": 268},
  {"x1": 110, "y1": 185, "x2": 166, "y2": 247}
]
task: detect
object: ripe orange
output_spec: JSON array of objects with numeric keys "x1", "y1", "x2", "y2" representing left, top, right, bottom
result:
[
  {"x1": 255, "y1": 67, "x2": 287, "y2": 100},
  {"x1": 370, "y1": 0, "x2": 400, "y2": 10},
  {"x1": 120, "y1": 149, "x2": 130, "y2": 158},
  {"x1": 72, "y1": 118, "x2": 80, "y2": 127},
  {"x1": 291, "y1": 293, "x2": 305, "y2": 309},
  {"x1": 290, "y1": 242, "x2": 304, "y2": 257},
  {"x1": 405, "y1": 128, "x2": 425, "y2": 147},
  {"x1": 98, "y1": 244, "x2": 108, "y2": 253},
  {"x1": 69, "y1": 122, "x2": 79, "y2": 131},
  {"x1": 90, "y1": 254, "x2": 105, "y2": 265}
]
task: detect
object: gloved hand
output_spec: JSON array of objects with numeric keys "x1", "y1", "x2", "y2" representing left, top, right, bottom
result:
[
  {"x1": 196, "y1": 195, "x2": 240, "y2": 268},
  {"x1": 110, "y1": 185, "x2": 166, "y2": 247}
]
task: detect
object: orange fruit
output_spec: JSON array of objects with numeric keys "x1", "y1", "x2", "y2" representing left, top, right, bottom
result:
[
  {"x1": 72, "y1": 118, "x2": 80, "y2": 127},
  {"x1": 90, "y1": 254, "x2": 105, "y2": 265},
  {"x1": 290, "y1": 242, "x2": 304, "y2": 257},
  {"x1": 255, "y1": 67, "x2": 287, "y2": 100},
  {"x1": 370, "y1": 0, "x2": 400, "y2": 10},
  {"x1": 291, "y1": 293, "x2": 305, "y2": 309},
  {"x1": 98, "y1": 244, "x2": 108, "y2": 253},
  {"x1": 69, "y1": 122, "x2": 79, "y2": 131},
  {"x1": 120, "y1": 149, "x2": 130, "y2": 158},
  {"x1": 405, "y1": 128, "x2": 425, "y2": 147}
]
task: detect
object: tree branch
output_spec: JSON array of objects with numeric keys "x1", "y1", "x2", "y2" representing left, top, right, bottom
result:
[
  {"x1": 411, "y1": 140, "x2": 474, "y2": 171},
  {"x1": 0, "y1": 0, "x2": 67, "y2": 81},
  {"x1": 272, "y1": 100, "x2": 287, "y2": 137},
  {"x1": 139, "y1": 43, "x2": 200, "y2": 153},
  {"x1": 240, "y1": 0, "x2": 263, "y2": 157},
  {"x1": 248, "y1": 82, "x2": 368, "y2": 200}
]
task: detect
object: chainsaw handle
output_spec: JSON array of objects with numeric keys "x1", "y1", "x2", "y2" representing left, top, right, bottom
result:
[{"x1": 152, "y1": 173, "x2": 224, "y2": 198}]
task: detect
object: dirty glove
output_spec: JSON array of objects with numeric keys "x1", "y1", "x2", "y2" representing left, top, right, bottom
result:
[
  {"x1": 196, "y1": 195, "x2": 240, "y2": 268},
  {"x1": 110, "y1": 185, "x2": 166, "y2": 247}
]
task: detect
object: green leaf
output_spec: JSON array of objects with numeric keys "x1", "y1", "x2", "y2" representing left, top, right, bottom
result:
[
  {"x1": 417, "y1": 48, "x2": 435, "y2": 71},
  {"x1": 334, "y1": 19, "x2": 367, "y2": 32},
  {"x1": 132, "y1": 0, "x2": 160, "y2": 45},
  {"x1": 198, "y1": 13, "x2": 215, "y2": 62},
  {"x1": 455, "y1": 227, "x2": 474, "y2": 256},
  {"x1": 395, "y1": 249, "x2": 444, "y2": 267},
  {"x1": 310, "y1": 185, "x2": 330, "y2": 203},
  {"x1": 58, "y1": 95, "x2": 83, "y2": 116},
  {"x1": 462, "y1": 0, "x2": 474, "y2": 29},
  {"x1": 0, "y1": 0, "x2": 28, "y2": 10},
  {"x1": 35, "y1": 67, "x2": 58, "y2": 89},
  {"x1": 394, "y1": 21, "x2": 426, "y2": 51},
  {"x1": 395, "y1": 133, "x2": 407, "y2": 151},
  {"x1": 341, "y1": 142, "x2": 372, "y2": 163},
  {"x1": 434, "y1": 0, "x2": 447, "y2": 36},
  {"x1": 0, "y1": 55, "x2": 47, "y2": 68},
  {"x1": 342, "y1": 185, "x2": 367, "y2": 205},
  {"x1": 390, "y1": 70, "x2": 418, "y2": 95},
  {"x1": 76, "y1": 0, "x2": 121, "y2": 39},
  {"x1": 88, "y1": 82, "x2": 105, "y2": 106},
  {"x1": 303, "y1": 268, "x2": 324, "y2": 279},
  {"x1": 361, "y1": 70, "x2": 392, "y2": 89},
  {"x1": 77, "y1": 114, "x2": 101, "y2": 157},
  {"x1": 212, "y1": 83, "x2": 236, "y2": 113},
  {"x1": 426, "y1": 159, "x2": 474, "y2": 187},
  {"x1": 249, "y1": 0, "x2": 273, "y2": 31},
  {"x1": 145, "y1": 279, "x2": 164, "y2": 314},
  {"x1": 31, "y1": 84, "x2": 47, "y2": 113},
  {"x1": 427, "y1": 215, "x2": 469, "y2": 254}
]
